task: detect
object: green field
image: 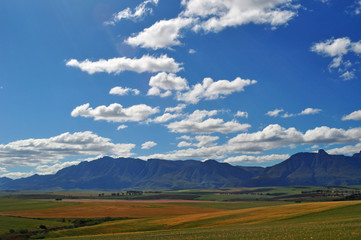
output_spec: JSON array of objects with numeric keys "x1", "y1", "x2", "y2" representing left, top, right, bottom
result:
[
  {"x1": 1, "y1": 187, "x2": 361, "y2": 239},
  {"x1": 49, "y1": 201, "x2": 361, "y2": 240}
]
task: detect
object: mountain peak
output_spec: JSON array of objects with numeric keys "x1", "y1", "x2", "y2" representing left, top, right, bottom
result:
[
  {"x1": 352, "y1": 151, "x2": 361, "y2": 158},
  {"x1": 318, "y1": 149, "x2": 328, "y2": 155}
]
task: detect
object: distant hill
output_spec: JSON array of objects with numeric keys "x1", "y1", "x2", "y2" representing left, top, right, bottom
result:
[
  {"x1": 246, "y1": 150, "x2": 361, "y2": 186},
  {"x1": 0, "y1": 177, "x2": 12, "y2": 186},
  {"x1": 1, "y1": 150, "x2": 361, "y2": 190}
]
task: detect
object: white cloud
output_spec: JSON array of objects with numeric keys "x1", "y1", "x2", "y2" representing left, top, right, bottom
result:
[
  {"x1": 147, "y1": 72, "x2": 189, "y2": 97},
  {"x1": 299, "y1": 108, "x2": 322, "y2": 115},
  {"x1": 227, "y1": 124, "x2": 303, "y2": 153},
  {"x1": 281, "y1": 113, "x2": 295, "y2": 118},
  {"x1": 149, "y1": 113, "x2": 181, "y2": 123},
  {"x1": 177, "y1": 135, "x2": 193, "y2": 141},
  {"x1": 177, "y1": 77, "x2": 257, "y2": 104},
  {"x1": 327, "y1": 143, "x2": 361, "y2": 155},
  {"x1": 194, "y1": 135, "x2": 219, "y2": 147},
  {"x1": 235, "y1": 111, "x2": 248, "y2": 118},
  {"x1": 105, "y1": 0, "x2": 159, "y2": 25},
  {"x1": 182, "y1": 0, "x2": 298, "y2": 33},
  {"x1": 167, "y1": 109, "x2": 251, "y2": 134},
  {"x1": 125, "y1": 0, "x2": 298, "y2": 50},
  {"x1": 311, "y1": 37, "x2": 361, "y2": 79},
  {"x1": 165, "y1": 104, "x2": 187, "y2": 113},
  {"x1": 227, "y1": 124, "x2": 361, "y2": 153},
  {"x1": 0, "y1": 131, "x2": 135, "y2": 167},
  {"x1": 267, "y1": 108, "x2": 321, "y2": 118},
  {"x1": 177, "y1": 141, "x2": 193, "y2": 147},
  {"x1": 0, "y1": 172, "x2": 34, "y2": 179},
  {"x1": 342, "y1": 110, "x2": 361, "y2": 121},
  {"x1": 66, "y1": 55, "x2": 182, "y2": 74},
  {"x1": 125, "y1": 18, "x2": 194, "y2": 49},
  {"x1": 353, "y1": 0, "x2": 361, "y2": 15},
  {"x1": 141, "y1": 145, "x2": 226, "y2": 160},
  {"x1": 177, "y1": 135, "x2": 219, "y2": 148},
  {"x1": 189, "y1": 49, "x2": 196, "y2": 54},
  {"x1": 36, "y1": 161, "x2": 81, "y2": 175},
  {"x1": 71, "y1": 103, "x2": 159, "y2": 123},
  {"x1": 340, "y1": 70, "x2": 356, "y2": 81},
  {"x1": 303, "y1": 126, "x2": 361, "y2": 144},
  {"x1": 141, "y1": 141, "x2": 157, "y2": 149},
  {"x1": 109, "y1": 86, "x2": 140, "y2": 96},
  {"x1": 117, "y1": 125, "x2": 128, "y2": 130},
  {"x1": 266, "y1": 109, "x2": 284, "y2": 117},
  {"x1": 0, "y1": 167, "x2": 7, "y2": 173},
  {"x1": 224, "y1": 154, "x2": 290, "y2": 164},
  {"x1": 311, "y1": 37, "x2": 351, "y2": 57}
]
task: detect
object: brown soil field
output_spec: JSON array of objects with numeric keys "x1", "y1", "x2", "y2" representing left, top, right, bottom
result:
[{"x1": 0, "y1": 201, "x2": 222, "y2": 218}]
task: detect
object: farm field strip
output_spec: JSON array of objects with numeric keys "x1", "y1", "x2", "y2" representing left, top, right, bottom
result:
[
  {"x1": 48, "y1": 201, "x2": 361, "y2": 238},
  {"x1": 0, "y1": 201, "x2": 225, "y2": 219}
]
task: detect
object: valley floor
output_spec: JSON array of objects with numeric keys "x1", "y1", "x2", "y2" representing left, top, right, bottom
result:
[{"x1": 1, "y1": 187, "x2": 361, "y2": 239}]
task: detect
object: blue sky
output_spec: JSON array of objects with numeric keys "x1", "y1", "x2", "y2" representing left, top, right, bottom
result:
[{"x1": 1, "y1": 0, "x2": 361, "y2": 178}]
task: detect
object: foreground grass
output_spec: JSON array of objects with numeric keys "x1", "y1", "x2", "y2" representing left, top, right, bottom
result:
[
  {"x1": 0, "y1": 216, "x2": 70, "y2": 234},
  {"x1": 51, "y1": 221, "x2": 361, "y2": 240},
  {"x1": 48, "y1": 201, "x2": 361, "y2": 239}
]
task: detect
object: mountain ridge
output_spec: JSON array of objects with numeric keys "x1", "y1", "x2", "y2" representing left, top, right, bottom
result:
[{"x1": 1, "y1": 150, "x2": 361, "y2": 190}]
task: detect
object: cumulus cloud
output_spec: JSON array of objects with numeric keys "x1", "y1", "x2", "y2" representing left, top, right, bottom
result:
[
  {"x1": 311, "y1": 37, "x2": 361, "y2": 80},
  {"x1": 327, "y1": 143, "x2": 361, "y2": 155},
  {"x1": 148, "y1": 113, "x2": 182, "y2": 123},
  {"x1": 227, "y1": 124, "x2": 361, "y2": 153},
  {"x1": 66, "y1": 55, "x2": 182, "y2": 74},
  {"x1": 177, "y1": 77, "x2": 257, "y2": 104},
  {"x1": 141, "y1": 141, "x2": 157, "y2": 149},
  {"x1": 105, "y1": 0, "x2": 159, "y2": 25},
  {"x1": 224, "y1": 154, "x2": 290, "y2": 164},
  {"x1": 36, "y1": 161, "x2": 81, "y2": 175},
  {"x1": 167, "y1": 109, "x2": 251, "y2": 134},
  {"x1": 140, "y1": 124, "x2": 361, "y2": 161},
  {"x1": 125, "y1": 18, "x2": 194, "y2": 49},
  {"x1": 182, "y1": 0, "x2": 298, "y2": 33},
  {"x1": 165, "y1": 104, "x2": 187, "y2": 113},
  {"x1": 235, "y1": 111, "x2": 248, "y2": 118},
  {"x1": 342, "y1": 110, "x2": 361, "y2": 121},
  {"x1": 189, "y1": 49, "x2": 196, "y2": 54},
  {"x1": 0, "y1": 131, "x2": 135, "y2": 167},
  {"x1": 109, "y1": 86, "x2": 140, "y2": 96},
  {"x1": 299, "y1": 108, "x2": 322, "y2": 115},
  {"x1": 177, "y1": 135, "x2": 219, "y2": 148},
  {"x1": 147, "y1": 72, "x2": 189, "y2": 97},
  {"x1": 266, "y1": 109, "x2": 284, "y2": 117},
  {"x1": 71, "y1": 103, "x2": 159, "y2": 123},
  {"x1": 126, "y1": 0, "x2": 298, "y2": 49}
]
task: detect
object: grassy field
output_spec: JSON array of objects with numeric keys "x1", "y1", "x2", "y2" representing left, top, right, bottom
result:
[
  {"x1": 0, "y1": 216, "x2": 71, "y2": 234},
  {"x1": 2, "y1": 187, "x2": 361, "y2": 239},
  {"x1": 48, "y1": 201, "x2": 361, "y2": 240}
]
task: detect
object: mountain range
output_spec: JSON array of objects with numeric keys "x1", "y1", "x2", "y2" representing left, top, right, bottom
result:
[{"x1": 1, "y1": 149, "x2": 361, "y2": 190}]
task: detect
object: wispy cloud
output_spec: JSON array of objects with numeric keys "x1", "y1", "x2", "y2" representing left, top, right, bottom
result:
[{"x1": 105, "y1": 0, "x2": 159, "y2": 25}]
